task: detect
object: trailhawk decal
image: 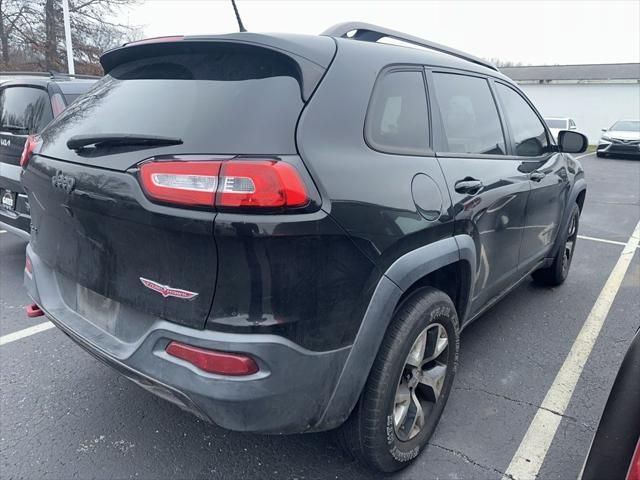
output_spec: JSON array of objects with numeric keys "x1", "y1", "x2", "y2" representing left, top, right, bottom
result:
[{"x1": 139, "y1": 277, "x2": 199, "y2": 300}]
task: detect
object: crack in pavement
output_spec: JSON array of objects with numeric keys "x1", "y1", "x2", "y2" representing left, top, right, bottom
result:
[
  {"x1": 428, "y1": 442, "x2": 517, "y2": 479},
  {"x1": 453, "y1": 384, "x2": 594, "y2": 431}
]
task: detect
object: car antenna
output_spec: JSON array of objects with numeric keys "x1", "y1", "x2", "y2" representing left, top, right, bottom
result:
[{"x1": 230, "y1": 0, "x2": 247, "y2": 32}]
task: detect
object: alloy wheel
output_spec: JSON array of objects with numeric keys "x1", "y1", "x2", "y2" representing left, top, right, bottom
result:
[
  {"x1": 562, "y1": 213, "x2": 578, "y2": 277},
  {"x1": 393, "y1": 323, "x2": 449, "y2": 441}
]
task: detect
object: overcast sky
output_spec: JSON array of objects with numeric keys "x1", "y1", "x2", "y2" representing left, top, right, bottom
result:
[{"x1": 121, "y1": 0, "x2": 640, "y2": 66}]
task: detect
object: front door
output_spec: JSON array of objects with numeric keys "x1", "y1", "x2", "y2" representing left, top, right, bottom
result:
[{"x1": 492, "y1": 82, "x2": 570, "y2": 272}]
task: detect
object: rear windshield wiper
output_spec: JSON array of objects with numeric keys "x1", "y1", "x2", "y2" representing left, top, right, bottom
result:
[
  {"x1": 1, "y1": 124, "x2": 29, "y2": 134},
  {"x1": 67, "y1": 134, "x2": 183, "y2": 151}
]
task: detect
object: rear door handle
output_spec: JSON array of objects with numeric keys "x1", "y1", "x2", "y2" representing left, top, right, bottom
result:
[
  {"x1": 530, "y1": 171, "x2": 546, "y2": 182},
  {"x1": 454, "y1": 178, "x2": 483, "y2": 194}
]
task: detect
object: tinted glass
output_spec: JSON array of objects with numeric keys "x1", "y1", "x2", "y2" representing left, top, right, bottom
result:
[
  {"x1": 545, "y1": 119, "x2": 567, "y2": 128},
  {"x1": 366, "y1": 70, "x2": 429, "y2": 153},
  {"x1": 611, "y1": 121, "x2": 640, "y2": 131},
  {"x1": 63, "y1": 94, "x2": 80, "y2": 105},
  {"x1": 0, "y1": 86, "x2": 53, "y2": 134},
  {"x1": 496, "y1": 83, "x2": 550, "y2": 157},
  {"x1": 47, "y1": 44, "x2": 305, "y2": 154},
  {"x1": 432, "y1": 73, "x2": 505, "y2": 155}
]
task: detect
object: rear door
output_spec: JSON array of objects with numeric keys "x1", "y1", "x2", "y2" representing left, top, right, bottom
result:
[
  {"x1": 428, "y1": 70, "x2": 530, "y2": 317},
  {"x1": 493, "y1": 81, "x2": 569, "y2": 272}
]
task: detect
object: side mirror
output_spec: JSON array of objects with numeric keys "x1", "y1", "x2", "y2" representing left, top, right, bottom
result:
[{"x1": 558, "y1": 130, "x2": 588, "y2": 154}]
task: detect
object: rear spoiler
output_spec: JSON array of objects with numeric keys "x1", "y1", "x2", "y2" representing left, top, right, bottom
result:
[{"x1": 100, "y1": 33, "x2": 336, "y2": 101}]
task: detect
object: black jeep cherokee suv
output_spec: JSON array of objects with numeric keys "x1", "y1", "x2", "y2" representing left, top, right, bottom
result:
[
  {"x1": 0, "y1": 73, "x2": 96, "y2": 238},
  {"x1": 21, "y1": 23, "x2": 588, "y2": 472}
]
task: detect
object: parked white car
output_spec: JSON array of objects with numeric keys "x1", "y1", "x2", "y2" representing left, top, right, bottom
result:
[
  {"x1": 544, "y1": 117, "x2": 577, "y2": 142},
  {"x1": 597, "y1": 120, "x2": 640, "y2": 158}
]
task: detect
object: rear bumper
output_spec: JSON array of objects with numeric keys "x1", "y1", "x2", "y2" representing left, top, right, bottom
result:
[
  {"x1": 0, "y1": 163, "x2": 30, "y2": 238},
  {"x1": 25, "y1": 244, "x2": 351, "y2": 434}
]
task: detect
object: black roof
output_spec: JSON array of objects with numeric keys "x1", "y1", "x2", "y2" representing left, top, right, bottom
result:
[{"x1": 500, "y1": 63, "x2": 640, "y2": 82}]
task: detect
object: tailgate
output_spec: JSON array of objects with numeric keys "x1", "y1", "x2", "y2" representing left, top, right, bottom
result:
[{"x1": 23, "y1": 155, "x2": 217, "y2": 329}]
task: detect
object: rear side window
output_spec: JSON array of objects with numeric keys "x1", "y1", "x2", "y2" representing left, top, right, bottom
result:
[
  {"x1": 0, "y1": 86, "x2": 53, "y2": 134},
  {"x1": 432, "y1": 73, "x2": 506, "y2": 155},
  {"x1": 50, "y1": 43, "x2": 305, "y2": 154},
  {"x1": 365, "y1": 70, "x2": 430, "y2": 154},
  {"x1": 495, "y1": 83, "x2": 550, "y2": 157},
  {"x1": 63, "y1": 94, "x2": 80, "y2": 105}
]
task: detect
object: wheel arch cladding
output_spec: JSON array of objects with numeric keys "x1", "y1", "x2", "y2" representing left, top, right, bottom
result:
[
  {"x1": 315, "y1": 235, "x2": 476, "y2": 430},
  {"x1": 549, "y1": 180, "x2": 586, "y2": 259}
]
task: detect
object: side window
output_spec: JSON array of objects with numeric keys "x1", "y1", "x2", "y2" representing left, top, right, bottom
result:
[
  {"x1": 495, "y1": 83, "x2": 550, "y2": 157},
  {"x1": 365, "y1": 70, "x2": 429, "y2": 154},
  {"x1": 0, "y1": 86, "x2": 53, "y2": 134},
  {"x1": 432, "y1": 72, "x2": 506, "y2": 155}
]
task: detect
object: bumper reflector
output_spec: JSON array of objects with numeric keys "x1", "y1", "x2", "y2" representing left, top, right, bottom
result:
[
  {"x1": 166, "y1": 341, "x2": 259, "y2": 376},
  {"x1": 26, "y1": 303, "x2": 44, "y2": 318}
]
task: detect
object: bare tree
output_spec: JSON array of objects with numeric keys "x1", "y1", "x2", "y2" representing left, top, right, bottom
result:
[
  {"x1": 486, "y1": 57, "x2": 527, "y2": 68},
  {"x1": 1, "y1": 0, "x2": 140, "y2": 73}
]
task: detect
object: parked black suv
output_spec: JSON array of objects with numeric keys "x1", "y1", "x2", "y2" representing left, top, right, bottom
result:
[
  {"x1": 0, "y1": 73, "x2": 96, "y2": 238},
  {"x1": 21, "y1": 24, "x2": 588, "y2": 472}
]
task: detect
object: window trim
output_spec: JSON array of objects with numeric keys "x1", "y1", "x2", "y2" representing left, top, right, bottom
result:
[
  {"x1": 427, "y1": 67, "x2": 512, "y2": 160},
  {"x1": 491, "y1": 79, "x2": 558, "y2": 161},
  {"x1": 363, "y1": 65, "x2": 434, "y2": 157}
]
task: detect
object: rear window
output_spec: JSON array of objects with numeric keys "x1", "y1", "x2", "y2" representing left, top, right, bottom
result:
[
  {"x1": 0, "y1": 86, "x2": 53, "y2": 134},
  {"x1": 545, "y1": 119, "x2": 567, "y2": 129},
  {"x1": 50, "y1": 44, "x2": 305, "y2": 154},
  {"x1": 63, "y1": 94, "x2": 81, "y2": 105}
]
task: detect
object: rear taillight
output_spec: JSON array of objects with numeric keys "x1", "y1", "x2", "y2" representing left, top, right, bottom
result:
[
  {"x1": 139, "y1": 159, "x2": 309, "y2": 210},
  {"x1": 140, "y1": 161, "x2": 221, "y2": 207},
  {"x1": 50, "y1": 93, "x2": 66, "y2": 117},
  {"x1": 24, "y1": 256, "x2": 33, "y2": 278},
  {"x1": 166, "y1": 341, "x2": 259, "y2": 376},
  {"x1": 217, "y1": 161, "x2": 309, "y2": 208},
  {"x1": 20, "y1": 135, "x2": 40, "y2": 169},
  {"x1": 628, "y1": 439, "x2": 640, "y2": 480}
]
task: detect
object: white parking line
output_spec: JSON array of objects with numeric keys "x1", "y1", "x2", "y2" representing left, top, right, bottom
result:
[
  {"x1": 504, "y1": 220, "x2": 640, "y2": 480},
  {"x1": 0, "y1": 229, "x2": 7, "y2": 234},
  {"x1": 574, "y1": 152, "x2": 595, "y2": 160},
  {"x1": 578, "y1": 234, "x2": 628, "y2": 247},
  {"x1": 0, "y1": 321, "x2": 55, "y2": 346}
]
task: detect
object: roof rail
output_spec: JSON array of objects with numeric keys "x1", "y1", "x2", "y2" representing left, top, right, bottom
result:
[
  {"x1": 321, "y1": 22, "x2": 498, "y2": 71},
  {"x1": 0, "y1": 71, "x2": 100, "y2": 79}
]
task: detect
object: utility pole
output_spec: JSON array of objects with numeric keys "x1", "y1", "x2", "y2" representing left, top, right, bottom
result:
[{"x1": 62, "y1": 0, "x2": 75, "y2": 74}]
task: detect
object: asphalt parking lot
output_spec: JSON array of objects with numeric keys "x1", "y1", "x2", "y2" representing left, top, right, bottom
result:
[{"x1": 1, "y1": 152, "x2": 639, "y2": 480}]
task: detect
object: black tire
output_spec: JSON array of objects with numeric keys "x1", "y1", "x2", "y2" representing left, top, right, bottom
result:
[
  {"x1": 336, "y1": 287, "x2": 459, "y2": 472},
  {"x1": 596, "y1": 151, "x2": 606, "y2": 158},
  {"x1": 532, "y1": 203, "x2": 580, "y2": 286}
]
